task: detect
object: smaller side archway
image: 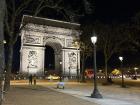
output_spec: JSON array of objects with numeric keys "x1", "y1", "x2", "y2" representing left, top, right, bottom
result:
[{"x1": 44, "y1": 45, "x2": 55, "y2": 71}]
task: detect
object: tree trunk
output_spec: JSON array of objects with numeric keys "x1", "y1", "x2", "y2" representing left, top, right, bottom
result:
[
  {"x1": 4, "y1": 43, "x2": 13, "y2": 91},
  {"x1": 81, "y1": 52, "x2": 86, "y2": 82},
  {"x1": 0, "y1": 0, "x2": 6, "y2": 73},
  {"x1": 104, "y1": 54, "x2": 109, "y2": 84},
  {"x1": 105, "y1": 59, "x2": 108, "y2": 80},
  {"x1": 0, "y1": 0, "x2": 6, "y2": 104}
]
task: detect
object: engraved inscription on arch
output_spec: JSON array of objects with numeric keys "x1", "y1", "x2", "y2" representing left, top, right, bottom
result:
[{"x1": 23, "y1": 35, "x2": 41, "y2": 44}]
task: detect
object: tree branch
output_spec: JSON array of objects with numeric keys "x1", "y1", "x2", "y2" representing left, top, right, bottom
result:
[{"x1": 15, "y1": 0, "x2": 33, "y2": 16}]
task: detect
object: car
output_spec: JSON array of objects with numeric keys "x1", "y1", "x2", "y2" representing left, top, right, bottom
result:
[{"x1": 47, "y1": 75, "x2": 60, "y2": 80}]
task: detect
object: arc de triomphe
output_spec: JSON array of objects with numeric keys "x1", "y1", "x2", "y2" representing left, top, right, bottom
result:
[{"x1": 20, "y1": 15, "x2": 80, "y2": 76}]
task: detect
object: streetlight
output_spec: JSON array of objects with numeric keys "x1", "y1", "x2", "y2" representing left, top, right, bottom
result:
[
  {"x1": 0, "y1": 40, "x2": 6, "y2": 45},
  {"x1": 134, "y1": 67, "x2": 138, "y2": 79},
  {"x1": 91, "y1": 35, "x2": 102, "y2": 98},
  {"x1": 119, "y1": 56, "x2": 126, "y2": 88},
  {"x1": 75, "y1": 41, "x2": 79, "y2": 82}
]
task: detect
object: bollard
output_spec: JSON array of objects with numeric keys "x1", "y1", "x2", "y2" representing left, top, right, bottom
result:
[{"x1": 57, "y1": 82, "x2": 65, "y2": 89}]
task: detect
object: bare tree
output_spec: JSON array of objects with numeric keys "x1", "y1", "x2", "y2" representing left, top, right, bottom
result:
[
  {"x1": 79, "y1": 24, "x2": 94, "y2": 82},
  {"x1": 4, "y1": 0, "x2": 38, "y2": 91},
  {"x1": 129, "y1": 12, "x2": 140, "y2": 47},
  {"x1": 94, "y1": 22, "x2": 132, "y2": 84}
]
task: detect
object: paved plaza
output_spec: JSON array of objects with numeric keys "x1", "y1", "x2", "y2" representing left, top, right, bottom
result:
[
  {"x1": 3, "y1": 85, "x2": 97, "y2": 105},
  {"x1": 2, "y1": 80, "x2": 140, "y2": 105},
  {"x1": 48, "y1": 83, "x2": 140, "y2": 105}
]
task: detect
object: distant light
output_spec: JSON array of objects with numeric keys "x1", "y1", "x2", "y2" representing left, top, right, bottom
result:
[
  {"x1": 75, "y1": 41, "x2": 78, "y2": 45},
  {"x1": 91, "y1": 36, "x2": 97, "y2": 44},
  {"x1": 134, "y1": 67, "x2": 138, "y2": 70},
  {"x1": 0, "y1": 40, "x2": 6, "y2": 45},
  {"x1": 99, "y1": 70, "x2": 102, "y2": 72},
  {"x1": 119, "y1": 56, "x2": 123, "y2": 62},
  {"x1": 74, "y1": 41, "x2": 79, "y2": 49},
  {"x1": 60, "y1": 61, "x2": 62, "y2": 65},
  {"x1": 3, "y1": 40, "x2": 6, "y2": 44}
]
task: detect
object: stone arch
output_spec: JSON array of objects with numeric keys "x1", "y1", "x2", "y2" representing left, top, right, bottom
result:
[
  {"x1": 44, "y1": 36, "x2": 64, "y2": 48},
  {"x1": 20, "y1": 15, "x2": 81, "y2": 77},
  {"x1": 44, "y1": 37, "x2": 63, "y2": 73}
]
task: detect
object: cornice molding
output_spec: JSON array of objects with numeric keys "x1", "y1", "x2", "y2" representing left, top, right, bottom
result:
[{"x1": 23, "y1": 23, "x2": 80, "y2": 36}]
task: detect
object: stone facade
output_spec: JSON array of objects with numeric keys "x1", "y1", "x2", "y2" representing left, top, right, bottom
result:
[{"x1": 20, "y1": 15, "x2": 80, "y2": 76}]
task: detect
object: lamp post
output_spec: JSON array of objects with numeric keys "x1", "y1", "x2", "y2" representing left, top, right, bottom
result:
[
  {"x1": 91, "y1": 36, "x2": 102, "y2": 98},
  {"x1": 134, "y1": 67, "x2": 138, "y2": 79},
  {"x1": 119, "y1": 56, "x2": 126, "y2": 88}
]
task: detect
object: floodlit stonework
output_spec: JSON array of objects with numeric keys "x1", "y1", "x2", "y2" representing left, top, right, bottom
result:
[{"x1": 20, "y1": 15, "x2": 80, "y2": 76}]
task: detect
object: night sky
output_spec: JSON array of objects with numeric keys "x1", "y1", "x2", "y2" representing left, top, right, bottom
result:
[
  {"x1": 94, "y1": 0, "x2": 140, "y2": 69},
  {"x1": 12, "y1": 0, "x2": 140, "y2": 72},
  {"x1": 94, "y1": 0, "x2": 140, "y2": 23}
]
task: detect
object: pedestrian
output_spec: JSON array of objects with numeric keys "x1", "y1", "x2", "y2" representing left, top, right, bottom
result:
[
  {"x1": 29, "y1": 75, "x2": 32, "y2": 85},
  {"x1": 33, "y1": 74, "x2": 37, "y2": 85}
]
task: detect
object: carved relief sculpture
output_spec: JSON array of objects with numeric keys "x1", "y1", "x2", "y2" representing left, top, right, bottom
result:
[
  {"x1": 28, "y1": 51, "x2": 38, "y2": 68},
  {"x1": 68, "y1": 52, "x2": 77, "y2": 69}
]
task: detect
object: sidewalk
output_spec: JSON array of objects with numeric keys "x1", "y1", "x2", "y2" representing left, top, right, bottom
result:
[
  {"x1": 44, "y1": 82, "x2": 140, "y2": 105},
  {"x1": 2, "y1": 85, "x2": 98, "y2": 105}
]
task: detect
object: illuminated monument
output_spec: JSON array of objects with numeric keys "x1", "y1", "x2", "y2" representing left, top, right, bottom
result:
[{"x1": 20, "y1": 15, "x2": 80, "y2": 76}]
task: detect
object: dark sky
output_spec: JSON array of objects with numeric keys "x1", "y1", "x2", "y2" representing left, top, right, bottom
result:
[
  {"x1": 12, "y1": 0, "x2": 140, "y2": 72},
  {"x1": 94, "y1": 0, "x2": 140, "y2": 23},
  {"x1": 93, "y1": 0, "x2": 140, "y2": 69}
]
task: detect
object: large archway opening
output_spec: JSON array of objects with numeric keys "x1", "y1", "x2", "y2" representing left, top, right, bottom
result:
[{"x1": 44, "y1": 38, "x2": 63, "y2": 76}]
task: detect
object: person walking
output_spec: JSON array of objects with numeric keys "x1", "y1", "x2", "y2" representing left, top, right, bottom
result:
[
  {"x1": 29, "y1": 75, "x2": 32, "y2": 85},
  {"x1": 33, "y1": 74, "x2": 37, "y2": 85}
]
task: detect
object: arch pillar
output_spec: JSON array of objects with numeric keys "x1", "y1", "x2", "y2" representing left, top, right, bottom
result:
[
  {"x1": 62, "y1": 48, "x2": 80, "y2": 77},
  {"x1": 20, "y1": 46, "x2": 45, "y2": 76}
]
